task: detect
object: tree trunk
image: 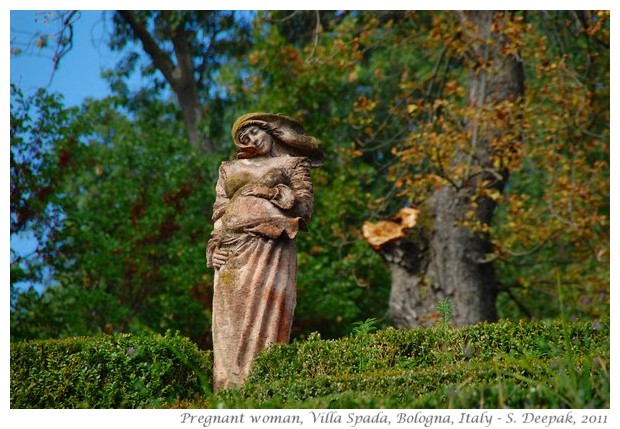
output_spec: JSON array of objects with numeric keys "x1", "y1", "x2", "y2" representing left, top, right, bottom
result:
[
  {"x1": 117, "y1": 11, "x2": 211, "y2": 152},
  {"x1": 372, "y1": 11, "x2": 524, "y2": 327}
]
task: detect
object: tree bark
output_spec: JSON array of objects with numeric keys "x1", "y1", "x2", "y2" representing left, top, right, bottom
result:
[{"x1": 374, "y1": 11, "x2": 524, "y2": 327}]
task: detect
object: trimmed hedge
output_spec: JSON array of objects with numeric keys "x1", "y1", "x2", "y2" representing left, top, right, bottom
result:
[
  {"x1": 11, "y1": 319, "x2": 609, "y2": 409},
  {"x1": 10, "y1": 331, "x2": 212, "y2": 408},
  {"x1": 213, "y1": 319, "x2": 609, "y2": 408}
]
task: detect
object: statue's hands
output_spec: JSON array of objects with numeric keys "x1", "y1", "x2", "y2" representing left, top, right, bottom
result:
[
  {"x1": 211, "y1": 248, "x2": 229, "y2": 270},
  {"x1": 240, "y1": 184, "x2": 276, "y2": 199}
]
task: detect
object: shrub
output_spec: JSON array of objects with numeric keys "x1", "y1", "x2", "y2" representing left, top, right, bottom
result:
[
  {"x1": 10, "y1": 331, "x2": 212, "y2": 408},
  {"x1": 11, "y1": 319, "x2": 608, "y2": 409},
  {"x1": 213, "y1": 319, "x2": 609, "y2": 408}
]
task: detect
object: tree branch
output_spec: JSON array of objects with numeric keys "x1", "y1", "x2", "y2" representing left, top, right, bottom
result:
[
  {"x1": 162, "y1": 10, "x2": 196, "y2": 89},
  {"x1": 118, "y1": 11, "x2": 209, "y2": 151},
  {"x1": 117, "y1": 11, "x2": 177, "y2": 87}
]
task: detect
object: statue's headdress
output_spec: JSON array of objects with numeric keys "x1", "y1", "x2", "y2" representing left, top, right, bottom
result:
[{"x1": 232, "y1": 112, "x2": 324, "y2": 166}]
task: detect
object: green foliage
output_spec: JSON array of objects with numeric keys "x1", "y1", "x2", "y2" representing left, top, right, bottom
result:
[
  {"x1": 221, "y1": 10, "x2": 608, "y2": 329},
  {"x1": 490, "y1": 11, "x2": 610, "y2": 320},
  {"x1": 11, "y1": 10, "x2": 609, "y2": 345},
  {"x1": 350, "y1": 318, "x2": 379, "y2": 337},
  {"x1": 11, "y1": 320, "x2": 608, "y2": 409},
  {"x1": 219, "y1": 11, "x2": 399, "y2": 336},
  {"x1": 10, "y1": 85, "x2": 77, "y2": 288},
  {"x1": 10, "y1": 94, "x2": 218, "y2": 346},
  {"x1": 436, "y1": 299, "x2": 453, "y2": 330},
  {"x1": 10, "y1": 331, "x2": 212, "y2": 408},
  {"x1": 107, "y1": 11, "x2": 254, "y2": 149},
  {"x1": 210, "y1": 319, "x2": 609, "y2": 408}
]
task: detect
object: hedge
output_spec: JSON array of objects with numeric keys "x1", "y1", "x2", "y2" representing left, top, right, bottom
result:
[
  {"x1": 10, "y1": 330, "x2": 212, "y2": 408},
  {"x1": 11, "y1": 319, "x2": 609, "y2": 409},
  {"x1": 214, "y1": 319, "x2": 609, "y2": 408}
]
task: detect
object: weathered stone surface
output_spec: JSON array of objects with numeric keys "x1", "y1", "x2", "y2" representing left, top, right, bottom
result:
[{"x1": 206, "y1": 113, "x2": 321, "y2": 391}]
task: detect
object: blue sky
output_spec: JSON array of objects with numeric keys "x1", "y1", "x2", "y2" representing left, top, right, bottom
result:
[
  {"x1": 10, "y1": 10, "x2": 122, "y2": 106},
  {"x1": 9, "y1": 11, "x2": 153, "y2": 264},
  {"x1": 10, "y1": 11, "x2": 125, "y2": 263}
]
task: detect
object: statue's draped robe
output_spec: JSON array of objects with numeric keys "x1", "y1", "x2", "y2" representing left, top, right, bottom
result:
[{"x1": 207, "y1": 156, "x2": 313, "y2": 391}]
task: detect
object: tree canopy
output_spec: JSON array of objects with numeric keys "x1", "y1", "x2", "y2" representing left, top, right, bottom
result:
[{"x1": 10, "y1": 10, "x2": 609, "y2": 346}]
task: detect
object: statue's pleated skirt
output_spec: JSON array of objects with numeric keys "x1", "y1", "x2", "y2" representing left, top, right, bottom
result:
[{"x1": 212, "y1": 234, "x2": 297, "y2": 391}]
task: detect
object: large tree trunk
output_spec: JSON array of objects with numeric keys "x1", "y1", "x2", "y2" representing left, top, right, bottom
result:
[{"x1": 369, "y1": 11, "x2": 524, "y2": 327}]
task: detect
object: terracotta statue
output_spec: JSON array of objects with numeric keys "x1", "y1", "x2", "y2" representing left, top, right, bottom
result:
[{"x1": 206, "y1": 113, "x2": 323, "y2": 391}]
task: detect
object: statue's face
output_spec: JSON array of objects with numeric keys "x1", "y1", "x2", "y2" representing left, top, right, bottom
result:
[{"x1": 238, "y1": 126, "x2": 273, "y2": 156}]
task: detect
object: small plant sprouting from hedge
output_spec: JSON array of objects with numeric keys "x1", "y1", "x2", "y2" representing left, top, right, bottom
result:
[
  {"x1": 436, "y1": 298, "x2": 453, "y2": 330},
  {"x1": 350, "y1": 318, "x2": 379, "y2": 337},
  {"x1": 10, "y1": 331, "x2": 212, "y2": 408}
]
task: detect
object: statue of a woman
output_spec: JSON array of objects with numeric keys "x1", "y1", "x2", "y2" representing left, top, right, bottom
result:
[{"x1": 206, "y1": 113, "x2": 323, "y2": 391}]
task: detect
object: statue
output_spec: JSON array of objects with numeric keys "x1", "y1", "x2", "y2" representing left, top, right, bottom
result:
[{"x1": 206, "y1": 112, "x2": 323, "y2": 391}]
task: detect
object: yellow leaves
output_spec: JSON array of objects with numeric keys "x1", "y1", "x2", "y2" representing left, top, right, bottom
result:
[
  {"x1": 354, "y1": 95, "x2": 378, "y2": 113},
  {"x1": 586, "y1": 10, "x2": 610, "y2": 37},
  {"x1": 593, "y1": 160, "x2": 608, "y2": 170},
  {"x1": 348, "y1": 69, "x2": 358, "y2": 83},
  {"x1": 537, "y1": 59, "x2": 561, "y2": 73},
  {"x1": 247, "y1": 51, "x2": 262, "y2": 65},
  {"x1": 432, "y1": 98, "x2": 446, "y2": 111},
  {"x1": 346, "y1": 64, "x2": 363, "y2": 82},
  {"x1": 484, "y1": 188, "x2": 502, "y2": 203},
  {"x1": 444, "y1": 80, "x2": 458, "y2": 93},
  {"x1": 494, "y1": 194, "x2": 543, "y2": 252},
  {"x1": 400, "y1": 69, "x2": 409, "y2": 83},
  {"x1": 462, "y1": 217, "x2": 492, "y2": 235},
  {"x1": 495, "y1": 14, "x2": 528, "y2": 56},
  {"x1": 308, "y1": 245, "x2": 324, "y2": 255},
  {"x1": 282, "y1": 46, "x2": 301, "y2": 62},
  {"x1": 492, "y1": 157, "x2": 504, "y2": 172},
  {"x1": 443, "y1": 80, "x2": 464, "y2": 96},
  {"x1": 332, "y1": 38, "x2": 346, "y2": 52},
  {"x1": 429, "y1": 13, "x2": 458, "y2": 48},
  {"x1": 493, "y1": 113, "x2": 609, "y2": 265},
  {"x1": 427, "y1": 174, "x2": 446, "y2": 189}
]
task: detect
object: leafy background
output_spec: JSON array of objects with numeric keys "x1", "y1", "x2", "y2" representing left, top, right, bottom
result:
[{"x1": 10, "y1": 10, "x2": 609, "y2": 347}]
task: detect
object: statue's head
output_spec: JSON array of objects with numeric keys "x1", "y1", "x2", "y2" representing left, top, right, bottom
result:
[{"x1": 232, "y1": 112, "x2": 323, "y2": 166}]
